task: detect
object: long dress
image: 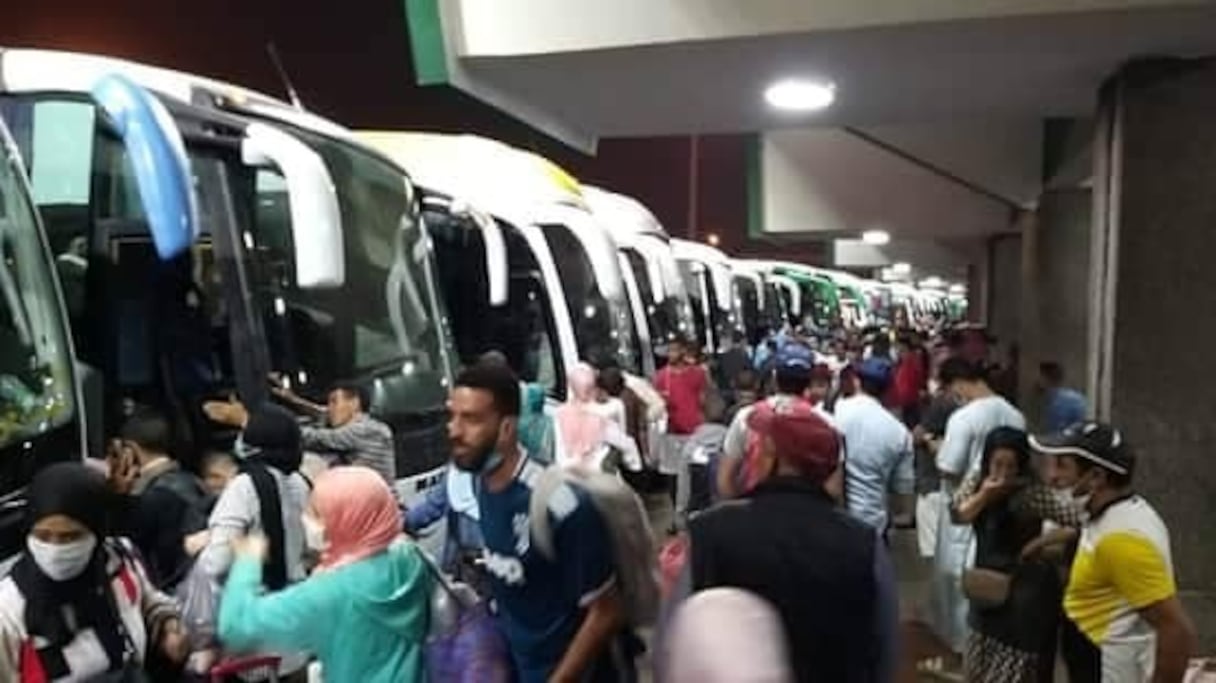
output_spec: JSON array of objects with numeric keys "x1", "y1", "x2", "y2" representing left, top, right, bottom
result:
[{"x1": 953, "y1": 476, "x2": 1084, "y2": 683}]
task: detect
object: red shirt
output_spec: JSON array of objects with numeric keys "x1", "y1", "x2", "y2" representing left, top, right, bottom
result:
[
  {"x1": 890, "y1": 353, "x2": 927, "y2": 410},
  {"x1": 655, "y1": 364, "x2": 706, "y2": 435}
]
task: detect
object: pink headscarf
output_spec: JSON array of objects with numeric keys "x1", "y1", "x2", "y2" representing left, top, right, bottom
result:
[
  {"x1": 665, "y1": 588, "x2": 793, "y2": 683},
  {"x1": 555, "y1": 362, "x2": 610, "y2": 468},
  {"x1": 312, "y1": 466, "x2": 403, "y2": 571}
]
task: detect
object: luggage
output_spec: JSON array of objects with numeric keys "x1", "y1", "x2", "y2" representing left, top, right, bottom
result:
[
  {"x1": 420, "y1": 551, "x2": 512, "y2": 683},
  {"x1": 529, "y1": 467, "x2": 662, "y2": 627}
]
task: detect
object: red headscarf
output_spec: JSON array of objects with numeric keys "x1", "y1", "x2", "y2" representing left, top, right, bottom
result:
[{"x1": 312, "y1": 466, "x2": 402, "y2": 571}]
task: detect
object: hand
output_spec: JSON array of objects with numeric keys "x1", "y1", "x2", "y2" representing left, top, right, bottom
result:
[
  {"x1": 105, "y1": 439, "x2": 140, "y2": 495},
  {"x1": 231, "y1": 533, "x2": 269, "y2": 562},
  {"x1": 267, "y1": 373, "x2": 294, "y2": 400},
  {"x1": 159, "y1": 618, "x2": 190, "y2": 663},
  {"x1": 183, "y1": 530, "x2": 210, "y2": 557},
  {"x1": 202, "y1": 396, "x2": 248, "y2": 428},
  {"x1": 980, "y1": 474, "x2": 1014, "y2": 500}
]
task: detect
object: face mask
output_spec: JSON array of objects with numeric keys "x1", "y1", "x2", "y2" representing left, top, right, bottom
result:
[
  {"x1": 301, "y1": 514, "x2": 327, "y2": 552},
  {"x1": 27, "y1": 533, "x2": 98, "y2": 582}
]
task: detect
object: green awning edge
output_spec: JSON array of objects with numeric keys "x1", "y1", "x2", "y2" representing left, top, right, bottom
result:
[{"x1": 405, "y1": 0, "x2": 450, "y2": 86}]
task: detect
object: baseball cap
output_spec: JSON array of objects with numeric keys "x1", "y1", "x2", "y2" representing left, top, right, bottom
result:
[
  {"x1": 854, "y1": 357, "x2": 893, "y2": 384},
  {"x1": 1028, "y1": 421, "x2": 1134, "y2": 476},
  {"x1": 775, "y1": 343, "x2": 815, "y2": 375},
  {"x1": 747, "y1": 405, "x2": 840, "y2": 480}
]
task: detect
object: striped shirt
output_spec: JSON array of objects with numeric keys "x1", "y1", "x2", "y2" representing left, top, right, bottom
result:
[{"x1": 302, "y1": 414, "x2": 397, "y2": 484}]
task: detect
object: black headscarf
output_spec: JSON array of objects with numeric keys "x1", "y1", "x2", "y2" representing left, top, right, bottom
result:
[
  {"x1": 11, "y1": 463, "x2": 127, "y2": 672},
  {"x1": 980, "y1": 427, "x2": 1032, "y2": 481},
  {"x1": 239, "y1": 404, "x2": 302, "y2": 590}
]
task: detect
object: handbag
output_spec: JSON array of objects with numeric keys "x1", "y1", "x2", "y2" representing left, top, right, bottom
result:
[
  {"x1": 961, "y1": 568, "x2": 1012, "y2": 608},
  {"x1": 419, "y1": 551, "x2": 513, "y2": 683}
]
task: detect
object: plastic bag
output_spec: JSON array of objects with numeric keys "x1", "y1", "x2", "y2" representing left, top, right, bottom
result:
[
  {"x1": 175, "y1": 562, "x2": 220, "y2": 656},
  {"x1": 420, "y1": 552, "x2": 512, "y2": 683}
]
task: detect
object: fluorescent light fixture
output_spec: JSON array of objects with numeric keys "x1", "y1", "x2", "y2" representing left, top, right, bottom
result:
[
  {"x1": 765, "y1": 78, "x2": 835, "y2": 112},
  {"x1": 862, "y1": 229, "x2": 890, "y2": 245},
  {"x1": 919, "y1": 276, "x2": 945, "y2": 289},
  {"x1": 891, "y1": 262, "x2": 912, "y2": 276},
  {"x1": 949, "y1": 284, "x2": 967, "y2": 295}
]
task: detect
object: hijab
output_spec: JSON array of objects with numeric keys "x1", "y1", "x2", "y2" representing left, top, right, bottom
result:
[
  {"x1": 237, "y1": 404, "x2": 303, "y2": 589},
  {"x1": 980, "y1": 426, "x2": 1032, "y2": 481},
  {"x1": 312, "y1": 466, "x2": 403, "y2": 571},
  {"x1": 554, "y1": 363, "x2": 611, "y2": 467},
  {"x1": 11, "y1": 463, "x2": 126, "y2": 671},
  {"x1": 666, "y1": 588, "x2": 793, "y2": 683}
]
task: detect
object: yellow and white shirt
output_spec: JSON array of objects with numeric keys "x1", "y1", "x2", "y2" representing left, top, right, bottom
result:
[{"x1": 1065, "y1": 495, "x2": 1176, "y2": 682}]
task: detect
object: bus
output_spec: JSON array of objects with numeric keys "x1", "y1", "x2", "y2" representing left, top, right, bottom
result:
[
  {"x1": 670, "y1": 239, "x2": 741, "y2": 357},
  {"x1": 0, "y1": 49, "x2": 457, "y2": 538}
]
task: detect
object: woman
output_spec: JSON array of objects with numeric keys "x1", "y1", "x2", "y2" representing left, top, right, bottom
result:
[
  {"x1": 952, "y1": 427, "x2": 1083, "y2": 683},
  {"x1": 554, "y1": 363, "x2": 638, "y2": 472},
  {"x1": 219, "y1": 466, "x2": 430, "y2": 683},
  {"x1": 0, "y1": 463, "x2": 187, "y2": 679}
]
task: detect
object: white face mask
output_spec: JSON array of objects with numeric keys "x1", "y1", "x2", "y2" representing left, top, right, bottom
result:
[
  {"x1": 301, "y1": 514, "x2": 327, "y2": 552},
  {"x1": 27, "y1": 533, "x2": 98, "y2": 582}
]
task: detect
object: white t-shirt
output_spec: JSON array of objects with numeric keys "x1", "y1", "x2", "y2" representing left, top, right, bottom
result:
[{"x1": 936, "y1": 395, "x2": 1025, "y2": 484}]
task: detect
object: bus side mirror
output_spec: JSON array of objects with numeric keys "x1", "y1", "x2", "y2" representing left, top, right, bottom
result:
[
  {"x1": 452, "y1": 201, "x2": 508, "y2": 307},
  {"x1": 241, "y1": 122, "x2": 344, "y2": 289},
  {"x1": 90, "y1": 74, "x2": 198, "y2": 260}
]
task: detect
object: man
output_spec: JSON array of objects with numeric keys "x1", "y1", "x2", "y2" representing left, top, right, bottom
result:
[
  {"x1": 716, "y1": 330, "x2": 752, "y2": 404},
  {"x1": 677, "y1": 406, "x2": 897, "y2": 682},
  {"x1": 1038, "y1": 361, "x2": 1088, "y2": 433},
  {"x1": 717, "y1": 342, "x2": 818, "y2": 499},
  {"x1": 836, "y1": 358, "x2": 914, "y2": 534},
  {"x1": 1031, "y1": 422, "x2": 1196, "y2": 683},
  {"x1": 654, "y1": 336, "x2": 707, "y2": 526},
  {"x1": 447, "y1": 362, "x2": 628, "y2": 682},
  {"x1": 108, "y1": 409, "x2": 209, "y2": 589},
  {"x1": 806, "y1": 363, "x2": 834, "y2": 408},
  {"x1": 272, "y1": 380, "x2": 397, "y2": 485},
  {"x1": 930, "y1": 357, "x2": 1025, "y2": 656}
]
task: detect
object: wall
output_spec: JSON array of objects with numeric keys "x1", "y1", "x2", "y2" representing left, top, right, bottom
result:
[
  {"x1": 1094, "y1": 58, "x2": 1216, "y2": 645},
  {"x1": 985, "y1": 233, "x2": 1023, "y2": 357},
  {"x1": 1035, "y1": 189, "x2": 1093, "y2": 401}
]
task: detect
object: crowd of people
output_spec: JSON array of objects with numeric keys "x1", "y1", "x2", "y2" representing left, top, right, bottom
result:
[{"x1": 0, "y1": 317, "x2": 1202, "y2": 682}]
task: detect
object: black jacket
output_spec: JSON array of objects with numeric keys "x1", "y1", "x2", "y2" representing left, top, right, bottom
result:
[{"x1": 689, "y1": 477, "x2": 892, "y2": 683}]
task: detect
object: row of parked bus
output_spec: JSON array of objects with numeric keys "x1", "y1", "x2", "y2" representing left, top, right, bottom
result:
[{"x1": 0, "y1": 48, "x2": 961, "y2": 560}]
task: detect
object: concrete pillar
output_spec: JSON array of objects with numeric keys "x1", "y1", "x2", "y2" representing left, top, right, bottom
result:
[
  {"x1": 1092, "y1": 58, "x2": 1216, "y2": 644},
  {"x1": 985, "y1": 233, "x2": 1022, "y2": 359},
  {"x1": 1023, "y1": 189, "x2": 1093, "y2": 427}
]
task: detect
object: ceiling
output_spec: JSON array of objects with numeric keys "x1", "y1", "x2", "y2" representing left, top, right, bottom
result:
[{"x1": 449, "y1": 4, "x2": 1216, "y2": 144}]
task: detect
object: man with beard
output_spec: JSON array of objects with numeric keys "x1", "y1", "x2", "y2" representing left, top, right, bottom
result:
[{"x1": 447, "y1": 362, "x2": 629, "y2": 682}]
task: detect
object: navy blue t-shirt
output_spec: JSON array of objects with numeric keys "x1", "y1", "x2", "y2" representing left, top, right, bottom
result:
[{"x1": 478, "y1": 458, "x2": 615, "y2": 682}]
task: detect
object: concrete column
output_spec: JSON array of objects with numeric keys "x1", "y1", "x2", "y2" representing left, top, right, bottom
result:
[
  {"x1": 985, "y1": 232, "x2": 1022, "y2": 358},
  {"x1": 1093, "y1": 58, "x2": 1216, "y2": 644}
]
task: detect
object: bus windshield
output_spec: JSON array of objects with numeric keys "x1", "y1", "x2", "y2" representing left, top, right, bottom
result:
[
  {"x1": 540, "y1": 223, "x2": 641, "y2": 375},
  {"x1": 0, "y1": 128, "x2": 75, "y2": 451},
  {"x1": 247, "y1": 125, "x2": 451, "y2": 415},
  {"x1": 621, "y1": 247, "x2": 687, "y2": 355},
  {"x1": 733, "y1": 275, "x2": 763, "y2": 346}
]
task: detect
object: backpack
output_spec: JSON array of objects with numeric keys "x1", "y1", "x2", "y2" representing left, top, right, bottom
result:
[
  {"x1": 528, "y1": 467, "x2": 661, "y2": 627},
  {"x1": 739, "y1": 396, "x2": 818, "y2": 494}
]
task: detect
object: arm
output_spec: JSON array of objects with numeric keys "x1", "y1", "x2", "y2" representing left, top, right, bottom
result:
[
  {"x1": 1141, "y1": 596, "x2": 1197, "y2": 683},
  {"x1": 218, "y1": 555, "x2": 332, "y2": 655},
  {"x1": 0, "y1": 605, "x2": 23, "y2": 676},
  {"x1": 549, "y1": 491, "x2": 621, "y2": 683},
  {"x1": 197, "y1": 476, "x2": 257, "y2": 580},
  {"x1": 716, "y1": 409, "x2": 750, "y2": 499},
  {"x1": 889, "y1": 433, "x2": 916, "y2": 519},
  {"x1": 1099, "y1": 532, "x2": 1194, "y2": 683},
  {"x1": 404, "y1": 474, "x2": 450, "y2": 532},
  {"x1": 300, "y1": 422, "x2": 363, "y2": 453},
  {"x1": 124, "y1": 542, "x2": 186, "y2": 662},
  {"x1": 272, "y1": 385, "x2": 327, "y2": 420},
  {"x1": 950, "y1": 469, "x2": 989, "y2": 524},
  {"x1": 1020, "y1": 526, "x2": 1079, "y2": 561},
  {"x1": 872, "y1": 535, "x2": 899, "y2": 683},
  {"x1": 935, "y1": 414, "x2": 969, "y2": 484}
]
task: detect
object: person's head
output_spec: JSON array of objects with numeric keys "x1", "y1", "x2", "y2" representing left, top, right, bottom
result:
[
  {"x1": 25, "y1": 463, "x2": 109, "y2": 582},
  {"x1": 448, "y1": 361, "x2": 521, "y2": 473},
  {"x1": 119, "y1": 409, "x2": 173, "y2": 465},
  {"x1": 1038, "y1": 361, "x2": 1065, "y2": 391},
  {"x1": 871, "y1": 333, "x2": 892, "y2": 358},
  {"x1": 855, "y1": 357, "x2": 893, "y2": 398},
  {"x1": 568, "y1": 362, "x2": 598, "y2": 404},
  {"x1": 671, "y1": 335, "x2": 690, "y2": 367},
  {"x1": 240, "y1": 404, "x2": 303, "y2": 473},
  {"x1": 327, "y1": 381, "x2": 369, "y2": 428},
  {"x1": 1030, "y1": 422, "x2": 1135, "y2": 509},
  {"x1": 938, "y1": 356, "x2": 989, "y2": 402},
  {"x1": 304, "y1": 466, "x2": 402, "y2": 571},
  {"x1": 747, "y1": 405, "x2": 840, "y2": 485},
  {"x1": 807, "y1": 364, "x2": 833, "y2": 405},
  {"x1": 981, "y1": 427, "x2": 1031, "y2": 485},
  {"x1": 478, "y1": 349, "x2": 510, "y2": 368},
  {"x1": 774, "y1": 343, "x2": 814, "y2": 396},
  {"x1": 598, "y1": 366, "x2": 627, "y2": 398},
  {"x1": 201, "y1": 451, "x2": 238, "y2": 496},
  {"x1": 665, "y1": 588, "x2": 792, "y2": 683},
  {"x1": 733, "y1": 369, "x2": 760, "y2": 398}
]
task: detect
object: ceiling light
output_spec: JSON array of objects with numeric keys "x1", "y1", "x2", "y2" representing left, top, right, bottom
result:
[
  {"x1": 891, "y1": 262, "x2": 911, "y2": 276},
  {"x1": 764, "y1": 79, "x2": 835, "y2": 112},
  {"x1": 949, "y1": 284, "x2": 967, "y2": 295},
  {"x1": 707, "y1": 233, "x2": 721, "y2": 247},
  {"x1": 919, "y1": 277, "x2": 945, "y2": 289},
  {"x1": 862, "y1": 230, "x2": 890, "y2": 245}
]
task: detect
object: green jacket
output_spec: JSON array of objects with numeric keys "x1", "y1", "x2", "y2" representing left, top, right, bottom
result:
[{"x1": 219, "y1": 540, "x2": 431, "y2": 682}]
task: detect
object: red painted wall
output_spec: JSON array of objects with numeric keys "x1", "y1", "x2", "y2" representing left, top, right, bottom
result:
[{"x1": 4, "y1": 0, "x2": 825, "y2": 262}]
